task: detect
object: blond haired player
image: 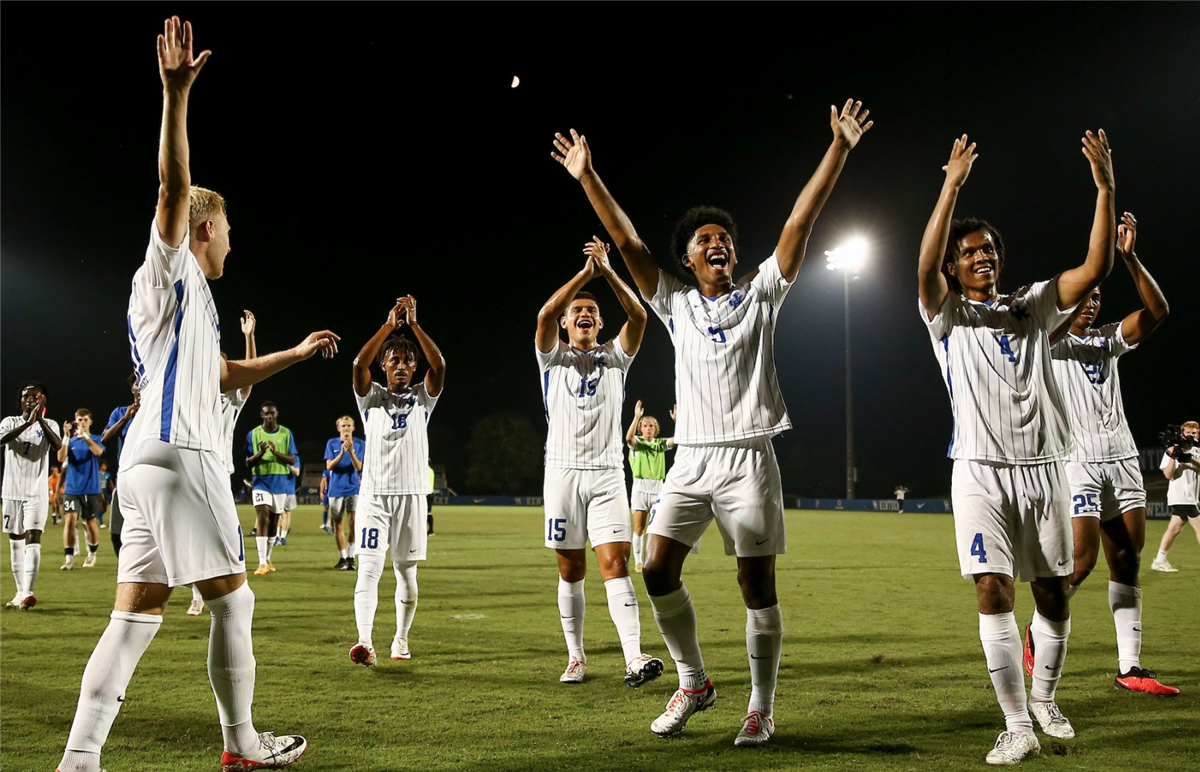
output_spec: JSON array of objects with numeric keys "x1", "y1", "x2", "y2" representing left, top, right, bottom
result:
[
  {"x1": 625, "y1": 401, "x2": 675, "y2": 572},
  {"x1": 552, "y1": 99, "x2": 872, "y2": 745},
  {"x1": 917, "y1": 130, "x2": 1115, "y2": 764},
  {"x1": 536, "y1": 238, "x2": 664, "y2": 689},
  {"x1": 325, "y1": 415, "x2": 365, "y2": 570},
  {"x1": 1041, "y1": 213, "x2": 1176, "y2": 695},
  {"x1": 56, "y1": 19, "x2": 338, "y2": 772}
]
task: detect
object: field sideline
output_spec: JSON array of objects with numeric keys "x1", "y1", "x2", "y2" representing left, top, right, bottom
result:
[{"x1": 2, "y1": 506, "x2": 1196, "y2": 771}]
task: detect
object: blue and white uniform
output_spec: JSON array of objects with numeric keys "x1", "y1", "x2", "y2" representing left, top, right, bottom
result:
[
  {"x1": 116, "y1": 222, "x2": 244, "y2": 587},
  {"x1": 1, "y1": 414, "x2": 60, "y2": 534}
]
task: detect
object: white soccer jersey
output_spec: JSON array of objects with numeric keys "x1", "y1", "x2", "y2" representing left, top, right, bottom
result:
[
  {"x1": 645, "y1": 253, "x2": 792, "y2": 445},
  {"x1": 218, "y1": 389, "x2": 247, "y2": 475},
  {"x1": 124, "y1": 221, "x2": 222, "y2": 454},
  {"x1": 1, "y1": 415, "x2": 60, "y2": 501},
  {"x1": 924, "y1": 280, "x2": 1078, "y2": 464},
  {"x1": 1162, "y1": 453, "x2": 1200, "y2": 506},
  {"x1": 1051, "y1": 323, "x2": 1139, "y2": 462},
  {"x1": 357, "y1": 381, "x2": 438, "y2": 495},
  {"x1": 537, "y1": 338, "x2": 634, "y2": 470}
]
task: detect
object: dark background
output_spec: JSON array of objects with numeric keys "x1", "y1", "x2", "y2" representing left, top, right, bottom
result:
[{"x1": 3, "y1": 4, "x2": 1198, "y2": 497}]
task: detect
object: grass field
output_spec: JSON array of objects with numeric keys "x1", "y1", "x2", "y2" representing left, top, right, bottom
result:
[{"x1": 2, "y1": 506, "x2": 1197, "y2": 772}]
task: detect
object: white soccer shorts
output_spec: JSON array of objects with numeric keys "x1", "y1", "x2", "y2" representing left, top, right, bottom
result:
[
  {"x1": 630, "y1": 478, "x2": 664, "y2": 513},
  {"x1": 1064, "y1": 458, "x2": 1146, "y2": 521},
  {"x1": 356, "y1": 493, "x2": 428, "y2": 561},
  {"x1": 116, "y1": 442, "x2": 245, "y2": 587},
  {"x1": 329, "y1": 495, "x2": 359, "y2": 520},
  {"x1": 284, "y1": 494, "x2": 298, "y2": 511},
  {"x1": 647, "y1": 437, "x2": 787, "y2": 558},
  {"x1": 3, "y1": 499, "x2": 47, "y2": 535},
  {"x1": 543, "y1": 467, "x2": 631, "y2": 550},
  {"x1": 251, "y1": 489, "x2": 287, "y2": 514},
  {"x1": 951, "y1": 459, "x2": 1072, "y2": 582}
]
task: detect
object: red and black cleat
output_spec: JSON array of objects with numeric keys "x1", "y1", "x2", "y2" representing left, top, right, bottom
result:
[
  {"x1": 1022, "y1": 623, "x2": 1035, "y2": 678},
  {"x1": 1115, "y1": 667, "x2": 1180, "y2": 696}
]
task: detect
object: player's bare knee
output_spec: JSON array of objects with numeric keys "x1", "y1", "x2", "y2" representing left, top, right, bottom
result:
[
  {"x1": 641, "y1": 561, "x2": 679, "y2": 596},
  {"x1": 973, "y1": 574, "x2": 1014, "y2": 614}
]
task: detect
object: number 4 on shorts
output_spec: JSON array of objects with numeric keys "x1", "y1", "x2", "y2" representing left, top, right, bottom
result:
[{"x1": 970, "y1": 532, "x2": 988, "y2": 564}]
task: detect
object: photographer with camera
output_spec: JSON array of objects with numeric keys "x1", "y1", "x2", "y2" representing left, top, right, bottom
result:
[{"x1": 1151, "y1": 421, "x2": 1200, "y2": 573}]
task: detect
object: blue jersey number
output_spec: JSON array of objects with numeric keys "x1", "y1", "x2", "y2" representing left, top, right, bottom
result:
[
  {"x1": 1072, "y1": 493, "x2": 1099, "y2": 515},
  {"x1": 361, "y1": 527, "x2": 380, "y2": 550},
  {"x1": 578, "y1": 378, "x2": 598, "y2": 398},
  {"x1": 391, "y1": 413, "x2": 408, "y2": 430},
  {"x1": 1080, "y1": 362, "x2": 1104, "y2": 384},
  {"x1": 236, "y1": 525, "x2": 245, "y2": 562},
  {"x1": 998, "y1": 335, "x2": 1017, "y2": 363},
  {"x1": 547, "y1": 518, "x2": 567, "y2": 542},
  {"x1": 708, "y1": 326, "x2": 727, "y2": 344},
  {"x1": 970, "y1": 533, "x2": 988, "y2": 564}
]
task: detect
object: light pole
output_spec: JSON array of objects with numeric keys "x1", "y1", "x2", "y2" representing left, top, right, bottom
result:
[{"x1": 825, "y1": 240, "x2": 868, "y2": 500}]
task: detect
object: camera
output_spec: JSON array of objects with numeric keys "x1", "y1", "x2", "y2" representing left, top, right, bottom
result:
[{"x1": 1159, "y1": 425, "x2": 1196, "y2": 461}]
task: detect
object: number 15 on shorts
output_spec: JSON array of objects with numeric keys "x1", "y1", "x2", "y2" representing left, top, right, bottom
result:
[{"x1": 547, "y1": 518, "x2": 566, "y2": 542}]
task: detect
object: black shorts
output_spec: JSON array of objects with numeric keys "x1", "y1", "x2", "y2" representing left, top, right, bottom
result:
[
  {"x1": 63, "y1": 493, "x2": 103, "y2": 520},
  {"x1": 1169, "y1": 504, "x2": 1200, "y2": 520}
]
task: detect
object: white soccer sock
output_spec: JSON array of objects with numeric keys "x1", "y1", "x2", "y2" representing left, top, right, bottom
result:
[
  {"x1": 394, "y1": 560, "x2": 419, "y2": 640},
  {"x1": 25, "y1": 542, "x2": 41, "y2": 593},
  {"x1": 632, "y1": 533, "x2": 643, "y2": 565},
  {"x1": 1109, "y1": 581, "x2": 1142, "y2": 673},
  {"x1": 746, "y1": 604, "x2": 784, "y2": 717},
  {"x1": 347, "y1": 539, "x2": 356, "y2": 559},
  {"x1": 61, "y1": 610, "x2": 162, "y2": 769},
  {"x1": 1030, "y1": 611, "x2": 1071, "y2": 703},
  {"x1": 279, "y1": 529, "x2": 288, "y2": 540},
  {"x1": 264, "y1": 537, "x2": 275, "y2": 562},
  {"x1": 255, "y1": 536, "x2": 268, "y2": 566},
  {"x1": 1156, "y1": 549, "x2": 1169, "y2": 563},
  {"x1": 9, "y1": 538, "x2": 26, "y2": 596},
  {"x1": 191, "y1": 584, "x2": 204, "y2": 603},
  {"x1": 354, "y1": 553, "x2": 385, "y2": 646},
  {"x1": 205, "y1": 584, "x2": 260, "y2": 755},
  {"x1": 558, "y1": 578, "x2": 586, "y2": 661},
  {"x1": 650, "y1": 585, "x2": 707, "y2": 691},
  {"x1": 978, "y1": 612, "x2": 1033, "y2": 733},
  {"x1": 338, "y1": 548, "x2": 347, "y2": 559},
  {"x1": 604, "y1": 576, "x2": 642, "y2": 663}
]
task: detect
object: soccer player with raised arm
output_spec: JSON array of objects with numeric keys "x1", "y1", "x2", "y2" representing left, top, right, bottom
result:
[
  {"x1": 102, "y1": 375, "x2": 141, "y2": 555},
  {"x1": 1041, "y1": 213, "x2": 1176, "y2": 695},
  {"x1": 536, "y1": 238, "x2": 664, "y2": 689},
  {"x1": 625, "y1": 400, "x2": 675, "y2": 573},
  {"x1": 552, "y1": 100, "x2": 871, "y2": 745},
  {"x1": 56, "y1": 19, "x2": 339, "y2": 772},
  {"x1": 916, "y1": 131, "x2": 1116, "y2": 764},
  {"x1": 2, "y1": 382, "x2": 62, "y2": 609},
  {"x1": 58, "y1": 409, "x2": 106, "y2": 569},
  {"x1": 348, "y1": 296, "x2": 445, "y2": 666},
  {"x1": 325, "y1": 416, "x2": 365, "y2": 570}
]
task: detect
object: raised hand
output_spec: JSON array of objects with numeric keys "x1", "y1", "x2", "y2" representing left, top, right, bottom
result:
[
  {"x1": 342, "y1": 438, "x2": 354, "y2": 452},
  {"x1": 633, "y1": 400, "x2": 644, "y2": 419},
  {"x1": 399, "y1": 295, "x2": 418, "y2": 326},
  {"x1": 942, "y1": 135, "x2": 978, "y2": 189},
  {"x1": 295, "y1": 330, "x2": 341, "y2": 360},
  {"x1": 830, "y1": 99, "x2": 874, "y2": 150},
  {"x1": 240, "y1": 310, "x2": 256, "y2": 336},
  {"x1": 157, "y1": 16, "x2": 211, "y2": 93},
  {"x1": 387, "y1": 299, "x2": 407, "y2": 329},
  {"x1": 583, "y1": 236, "x2": 612, "y2": 275},
  {"x1": 1117, "y1": 211, "x2": 1137, "y2": 258},
  {"x1": 1082, "y1": 129, "x2": 1114, "y2": 190},
  {"x1": 669, "y1": 404, "x2": 677, "y2": 422},
  {"x1": 551, "y1": 129, "x2": 594, "y2": 180}
]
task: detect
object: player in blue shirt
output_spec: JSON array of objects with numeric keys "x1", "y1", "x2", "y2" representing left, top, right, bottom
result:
[
  {"x1": 325, "y1": 416, "x2": 365, "y2": 570},
  {"x1": 57, "y1": 408, "x2": 106, "y2": 569}
]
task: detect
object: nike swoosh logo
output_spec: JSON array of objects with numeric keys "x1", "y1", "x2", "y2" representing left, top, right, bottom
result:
[
  {"x1": 409, "y1": 548, "x2": 418, "y2": 553},
  {"x1": 624, "y1": 602, "x2": 636, "y2": 607},
  {"x1": 988, "y1": 666, "x2": 1008, "y2": 673},
  {"x1": 750, "y1": 654, "x2": 769, "y2": 660},
  {"x1": 560, "y1": 615, "x2": 572, "y2": 619},
  {"x1": 117, "y1": 695, "x2": 126, "y2": 702},
  {"x1": 1056, "y1": 560, "x2": 1069, "y2": 567},
  {"x1": 755, "y1": 538, "x2": 769, "y2": 545},
  {"x1": 401, "y1": 600, "x2": 415, "y2": 605},
  {"x1": 1043, "y1": 665, "x2": 1057, "y2": 671},
  {"x1": 613, "y1": 529, "x2": 621, "y2": 534},
  {"x1": 1132, "y1": 627, "x2": 1142, "y2": 632}
]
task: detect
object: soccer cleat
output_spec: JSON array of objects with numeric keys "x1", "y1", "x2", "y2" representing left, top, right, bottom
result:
[
  {"x1": 342, "y1": 558, "x2": 356, "y2": 572},
  {"x1": 1150, "y1": 559, "x2": 1178, "y2": 573},
  {"x1": 20, "y1": 594, "x2": 36, "y2": 610},
  {"x1": 651, "y1": 680, "x2": 718, "y2": 736},
  {"x1": 1022, "y1": 624, "x2": 1035, "y2": 677},
  {"x1": 267, "y1": 560, "x2": 277, "y2": 573},
  {"x1": 4, "y1": 594, "x2": 22, "y2": 609},
  {"x1": 60, "y1": 559, "x2": 74, "y2": 571},
  {"x1": 186, "y1": 599, "x2": 206, "y2": 617},
  {"x1": 83, "y1": 552, "x2": 97, "y2": 568},
  {"x1": 1029, "y1": 701, "x2": 1074, "y2": 739},
  {"x1": 391, "y1": 637, "x2": 411, "y2": 661},
  {"x1": 321, "y1": 524, "x2": 333, "y2": 535},
  {"x1": 349, "y1": 643, "x2": 376, "y2": 667},
  {"x1": 219, "y1": 731, "x2": 307, "y2": 771},
  {"x1": 254, "y1": 564, "x2": 270, "y2": 577},
  {"x1": 986, "y1": 731, "x2": 1040, "y2": 765},
  {"x1": 1115, "y1": 666, "x2": 1180, "y2": 696},
  {"x1": 624, "y1": 654, "x2": 665, "y2": 688},
  {"x1": 734, "y1": 711, "x2": 775, "y2": 747},
  {"x1": 334, "y1": 558, "x2": 347, "y2": 570},
  {"x1": 559, "y1": 659, "x2": 587, "y2": 684}
]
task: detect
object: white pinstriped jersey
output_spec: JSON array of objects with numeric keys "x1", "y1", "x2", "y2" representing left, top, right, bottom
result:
[
  {"x1": 357, "y1": 381, "x2": 438, "y2": 495},
  {"x1": 1, "y1": 415, "x2": 60, "y2": 501},
  {"x1": 645, "y1": 253, "x2": 792, "y2": 445},
  {"x1": 1050, "y1": 323, "x2": 1138, "y2": 462},
  {"x1": 218, "y1": 389, "x2": 247, "y2": 475},
  {"x1": 124, "y1": 221, "x2": 222, "y2": 454},
  {"x1": 923, "y1": 280, "x2": 1078, "y2": 464},
  {"x1": 538, "y1": 338, "x2": 634, "y2": 470}
]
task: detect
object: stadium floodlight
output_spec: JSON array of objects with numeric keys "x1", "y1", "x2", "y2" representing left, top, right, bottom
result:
[{"x1": 825, "y1": 239, "x2": 870, "y2": 499}]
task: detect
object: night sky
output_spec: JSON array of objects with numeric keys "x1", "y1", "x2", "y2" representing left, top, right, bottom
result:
[{"x1": 3, "y1": 4, "x2": 1198, "y2": 498}]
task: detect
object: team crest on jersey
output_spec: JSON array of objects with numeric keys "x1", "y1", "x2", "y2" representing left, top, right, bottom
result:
[{"x1": 728, "y1": 291, "x2": 743, "y2": 309}]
